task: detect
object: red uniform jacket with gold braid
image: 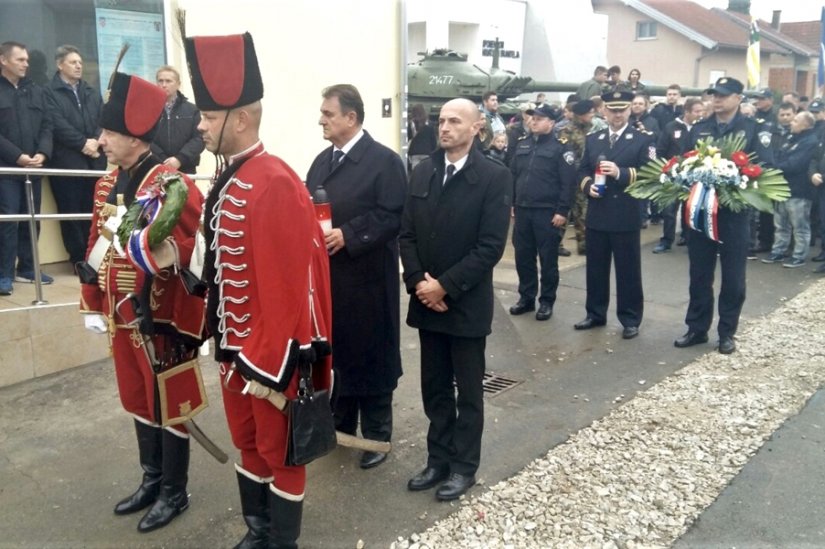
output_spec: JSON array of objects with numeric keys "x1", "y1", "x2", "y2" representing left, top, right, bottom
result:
[
  {"x1": 80, "y1": 161, "x2": 206, "y2": 343},
  {"x1": 206, "y1": 148, "x2": 332, "y2": 397}
]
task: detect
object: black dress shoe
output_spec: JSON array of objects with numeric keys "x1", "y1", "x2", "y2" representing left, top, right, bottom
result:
[
  {"x1": 535, "y1": 304, "x2": 552, "y2": 321},
  {"x1": 407, "y1": 466, "x2": 449, "y2": 491},
  {"x1": 574, "y1": 317, "x2": 605, "y2": 330},
  {"x1": 718, "y1": 336, "x2": 736, "y2": 354},
  {"x1": 814, "y1": 262, "x2": 825, "y2": 274},
  {"x1": 558, "y1": 246, "x2": 572, "y2": 257},
  {"x1": 652, "y1": 243, "x2": 671, "y2": 254},
  {"x1": 674, "y1": 331, "x2": 708, "y2": 348},
  {"x1": 359, "y1": 451, "x2": 387, "y2": 469},
  {"x1": 509, "y1": 300, "x2": 535, "y2": 315},
  {"x1": 435, "y1": 473, "x2": 476, "y2": 501},
  {"x1": 622, "y1": 326, "x2": 639, "y2": 339},
  {"x1": 813, "y1": 251, "x2": 825, "y2": 262},
  {"x1": 676, "y1": 237, "x2": 687, "y2": 246}
]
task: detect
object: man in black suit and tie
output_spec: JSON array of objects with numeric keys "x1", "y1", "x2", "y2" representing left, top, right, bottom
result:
[
  {"x1": 574, "y1": 90, "x2": 655, "y2": 339},
  {"x1": 400, "y1": 98, "x2": 511, "y2": 501},
  {"x1": 305, "y1": 84, "x2": 407, "y2": 470}
]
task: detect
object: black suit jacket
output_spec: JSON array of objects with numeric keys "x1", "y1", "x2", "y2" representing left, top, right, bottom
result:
[
  {"x1": 579, "y1": 125, "x2": 655, "y2": 232},
  {"x1": 399, "y1": 147, "x2": 511, "y2": 338}
]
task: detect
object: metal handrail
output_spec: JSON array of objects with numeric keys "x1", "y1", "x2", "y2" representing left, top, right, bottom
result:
[{"x1": 0, "y1": 166, "x2": 211, "y2": 305}]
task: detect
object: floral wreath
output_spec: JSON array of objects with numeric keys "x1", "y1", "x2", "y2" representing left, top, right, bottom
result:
[
  {"x1": 117, "y1": 172, "x2": 189, "y2": 274},
  {"x1": 626, "y1": 134, "x2": 788, "y2": 241}
]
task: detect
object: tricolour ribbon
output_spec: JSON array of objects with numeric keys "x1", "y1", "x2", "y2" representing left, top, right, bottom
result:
[
  {"x1": 125, "y1": 194, "x2": 164, "y2": 274},
  {"x1": 684, "y1": 183, "x2": 721, "y2": 243}
]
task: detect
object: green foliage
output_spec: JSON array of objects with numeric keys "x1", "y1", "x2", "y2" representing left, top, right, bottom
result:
[
  {"x1": 117, "y1": 173, "x2": 189, "y2": 250},
  {"x1": 626, "y1": 134, "x2": 789, "y2": 214}
]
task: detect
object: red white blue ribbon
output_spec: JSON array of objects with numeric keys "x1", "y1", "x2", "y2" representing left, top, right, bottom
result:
[
  {"x1": 125, "y1": 193, "x2": 163, "y2": 274},
  {"x1": 684, "y1": 183, "x2": 721, "y2": 242}
]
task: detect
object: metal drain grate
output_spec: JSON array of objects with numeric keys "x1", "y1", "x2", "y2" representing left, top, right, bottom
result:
[{"x1": 482, "y1": 372, "x2": 522, "y2": 397}]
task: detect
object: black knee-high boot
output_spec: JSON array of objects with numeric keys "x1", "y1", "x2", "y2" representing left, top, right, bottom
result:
[
  {"x1": 137, "y1": 429, "x2": 190, "y2": 532},
  {"x1": 268, "y1": 490, "x2": 302, "y2": 549},
  {"x1": 233, "y1": 468, "x2": 270, "y2": 549},
  {"x1": 114, "y1": 420, "x2": 162, "y2": 515}
]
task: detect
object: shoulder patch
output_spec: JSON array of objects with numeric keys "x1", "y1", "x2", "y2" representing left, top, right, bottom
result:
[
  {"x1": 563, "y1": 150, "x2": 575, "y2": 165},
  {"x1": 758, "y1": 131, "x2": 771, "y2": 147}
]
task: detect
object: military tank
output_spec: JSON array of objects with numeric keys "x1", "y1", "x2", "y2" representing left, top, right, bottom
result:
[
  {"x1": 407, "y1": 46, "x2": 708, "y2": 118},
  {"x1": 407, "y1": 47, "x2": 552, "y2": 117}
]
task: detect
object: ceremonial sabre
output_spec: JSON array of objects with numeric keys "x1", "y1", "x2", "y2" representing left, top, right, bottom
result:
[{"x1": 243, "y1": 379, "x2": 392, "y2": 454}]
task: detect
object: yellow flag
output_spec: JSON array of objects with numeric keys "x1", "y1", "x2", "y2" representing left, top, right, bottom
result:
[{"x1": 747, "y1": 19, "x2": 760, "y2": 88}]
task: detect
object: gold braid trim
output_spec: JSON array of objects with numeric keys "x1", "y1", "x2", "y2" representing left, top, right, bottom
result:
[
  {"x1": 629, "y1": 168, "x2": 637, "y2": 185},
  {"x1": 580, "y1": 176, "x2": 592, "y2": 192}
]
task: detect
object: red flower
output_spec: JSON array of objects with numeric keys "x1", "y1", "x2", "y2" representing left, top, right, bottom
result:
[
  {"x1": 662, "y1": 157, "x2": 679, "y2": 173},
  {"x1": 731, "y1": 151, "x2": 750, "y2": 167},
  {"x1": 741, "y1": 164, "x2": 762, "y2": 178},
  {"x1": 683, "y1": 150, "x2": 698, "y2": 158}
]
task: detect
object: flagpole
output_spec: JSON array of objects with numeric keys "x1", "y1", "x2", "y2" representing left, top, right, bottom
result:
[{"x1": 818, "y1": 6, "x2": 825, "y2": 97}]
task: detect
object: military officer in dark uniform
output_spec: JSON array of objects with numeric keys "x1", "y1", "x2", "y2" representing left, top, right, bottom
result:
[
  {"x1": 559, "y1": 99, "x2": 596, "y2": 255},
  {"x1": 653, "y1": 97, "x2": 705, "y2": 253},
  {"x1": 674, "y1": 77, "x2": 774, "y2": 354},
  {"x1": 508, "y1": 104, "x2": 577, "y2": 321},
  {"x1": 574, "y1": 90, "x2": 655, "y2": 339}
]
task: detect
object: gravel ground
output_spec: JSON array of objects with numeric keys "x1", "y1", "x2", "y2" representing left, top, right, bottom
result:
[{"x1": 392, "y1": 282, "x2": 825, "y2": 549}]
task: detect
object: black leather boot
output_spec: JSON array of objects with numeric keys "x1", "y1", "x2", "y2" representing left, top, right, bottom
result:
[
  {"x1": 233, "y1": 467, "x2": 270, "y2": 549},
  {"x1": 137, "y1": 429, "x2": 190, "y2": 532},
  {"x1": 114, "y1": 420, "x2": 162, "y2": 515},
  {"x1": 269, "y1": 491, "x2": 303, "y2": 549}
]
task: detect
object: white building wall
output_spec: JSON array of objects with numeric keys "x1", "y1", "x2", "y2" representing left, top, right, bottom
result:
[
  {"x1": 406, "y1": 0, "x2": 528, "y2": 73},
  {"x1": 177, "y1": 0, "x2": 403, "y2": 178}
]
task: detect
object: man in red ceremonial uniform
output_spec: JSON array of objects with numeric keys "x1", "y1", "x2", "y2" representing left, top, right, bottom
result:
[
  {"x1": 78, "y1": 71, "x2": 205, "y2": 532},
  {"x1": 185, "y1": 32, "x2": 332, "y2": 549}
]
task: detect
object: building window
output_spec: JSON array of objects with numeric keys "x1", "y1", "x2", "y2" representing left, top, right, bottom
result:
[
  {"x1": 709, "y1": 70, "x2": 726, "y2": 85},
  {"x1": 0, "y1": 0, "x2": 165, "y2": 96},
  {"x1": 636, "y1": 21, "x2": 657, "y2": 40}
]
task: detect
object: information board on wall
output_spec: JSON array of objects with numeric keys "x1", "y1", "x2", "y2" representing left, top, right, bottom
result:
[{"x1": 95, "y1": 7, "x2": 165, "y2": 95}]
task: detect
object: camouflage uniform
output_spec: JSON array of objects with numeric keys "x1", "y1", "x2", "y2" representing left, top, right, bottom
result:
[{"x1": 558, "y1": 119, "x2": 591, "y2": 254}]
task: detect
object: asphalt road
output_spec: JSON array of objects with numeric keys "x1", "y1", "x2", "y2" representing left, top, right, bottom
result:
[{"x1": 1, "y1": 231, "x2": 823, "y2": 548}]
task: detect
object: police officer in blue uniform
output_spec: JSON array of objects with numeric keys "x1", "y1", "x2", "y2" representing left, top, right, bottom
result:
[
  {"x1": 574, "y1": 90, "x2": 655, "y2": 339},
  {"x1": 508, "y1": 104, "x2": 577, "y2": 321},
  {"x1": 674, "y1": 77, "x2": 774, "y2": 354}
]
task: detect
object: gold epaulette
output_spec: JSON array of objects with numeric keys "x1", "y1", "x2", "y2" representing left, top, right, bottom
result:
[{"x1": 558, "y1": 136, "x2": 569, "y2": 144}]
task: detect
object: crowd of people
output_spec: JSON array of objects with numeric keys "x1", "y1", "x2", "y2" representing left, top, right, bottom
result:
[
  {"x1": 466, "y1": 64, "x2": 825, "y2": 355},
  {"x1": 4, "y1": 35, "x2": 825, "y2": 546},
  {"x1": 0, "y1": 41, "x2": 203, "y2": 297}
]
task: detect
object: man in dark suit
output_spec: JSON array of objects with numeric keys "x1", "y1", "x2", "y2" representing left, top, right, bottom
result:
[
  {"x1": 306, "y1": 84, "x2": 407, "y2": 470},
  {"x1": 400, "y1": 98, "x2": 511, "y2": 501},
  {"x1": 574, "y1": 90, "x2": 655, "y2": 340},
  {"x1": 675, "y1": 77, "x2": 774, "y2": 354}
]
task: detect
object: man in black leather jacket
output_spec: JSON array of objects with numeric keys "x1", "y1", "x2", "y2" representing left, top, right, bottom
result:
[
  {"x1": 0, "y1": 41, "x2": 53, "y2": 296},
  {"x1": 151, "y1": 66, "x2": 203, "y2": 174}
]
